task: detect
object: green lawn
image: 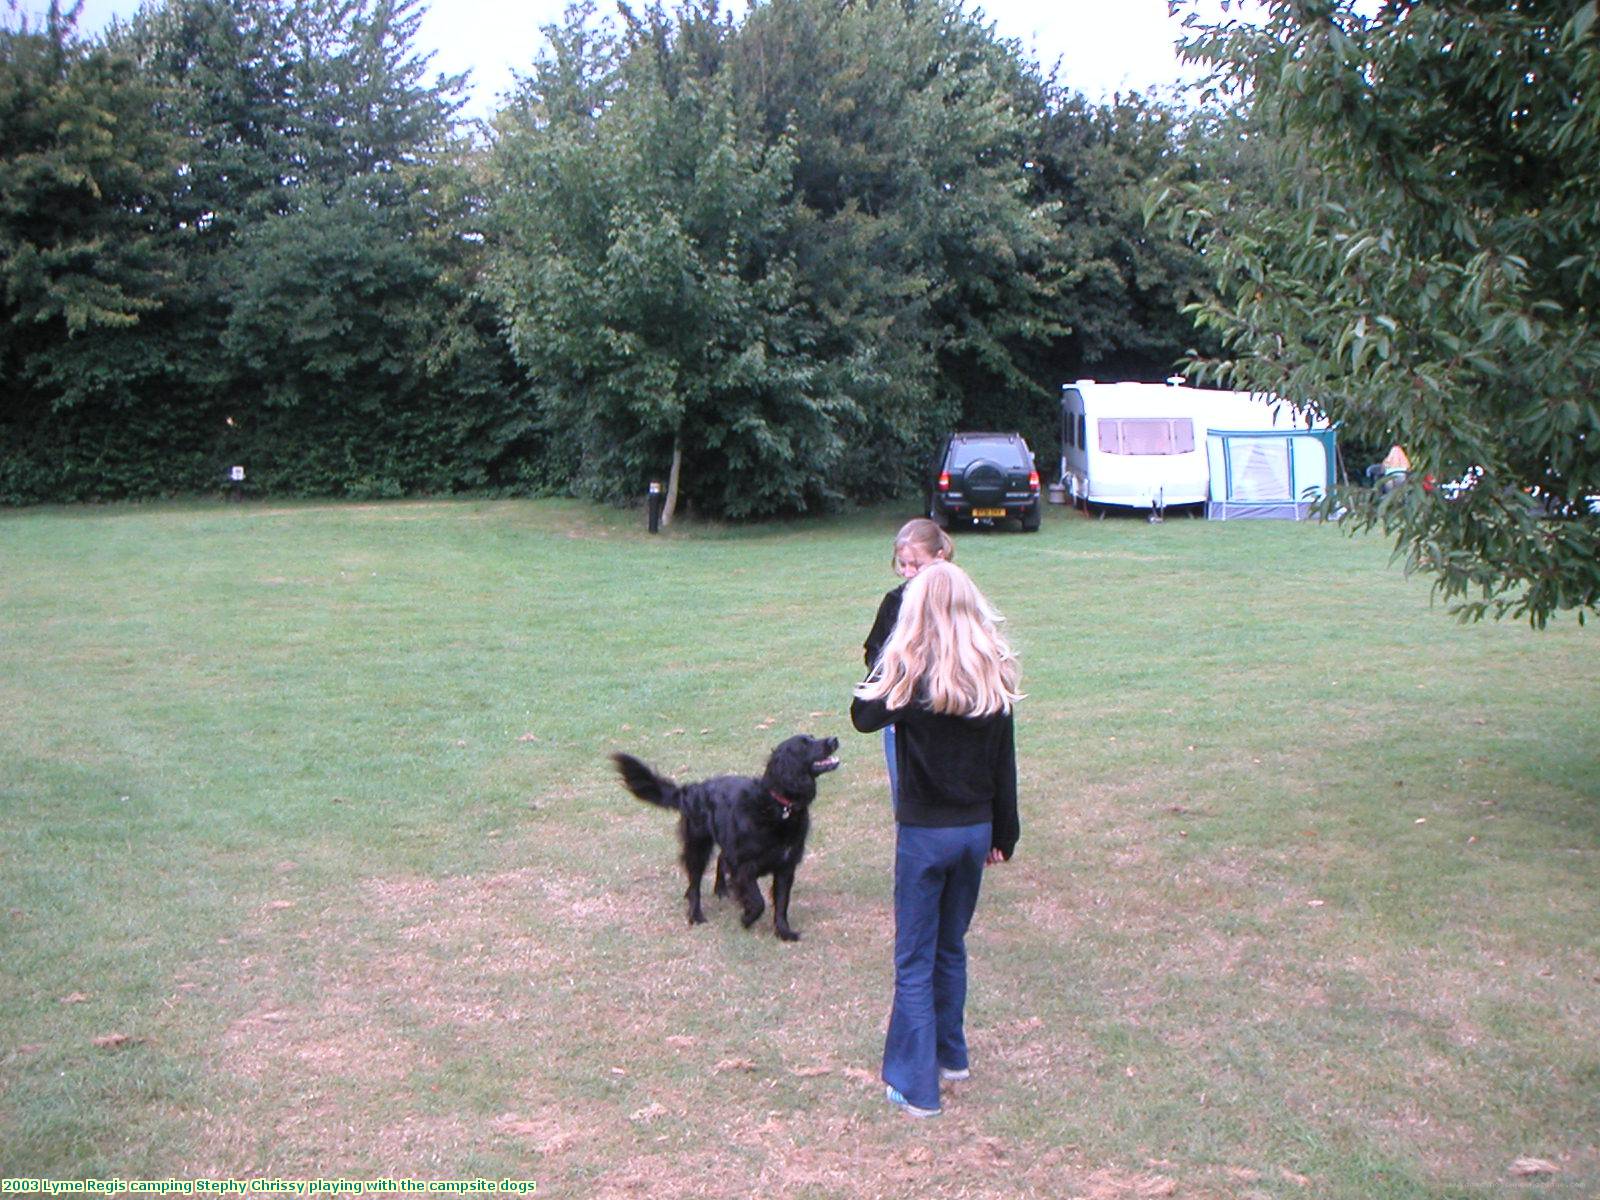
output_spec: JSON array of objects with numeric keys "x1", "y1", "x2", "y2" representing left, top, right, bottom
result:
[{"x1": 2, "y1": 498, "x2": 1596, "y2": 1198}]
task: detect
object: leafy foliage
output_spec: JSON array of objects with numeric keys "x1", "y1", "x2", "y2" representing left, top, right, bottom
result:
[
  {"x1": 1, "y1": 0, "x2": 530, "y2": 501},
  {"x1": 2, "y1": 0, "x2": 1216, "y2": 511},
  {"x1": 488, "y1": 0, "x2": 1077, "y2": 516},
  {"x1": 0, "y1": 3, "x2": 176, "y2": 401},
  {"x1": 491, "y1": 3, "x2": 837, "y2": 518},
  {"x1": 1032, "y1": 91, "x2": 1222, "y2": 382},
  {"x1": 726, "y1": 0, "x2": 1066, "y2": 493},
  {"x1": 1160, "y1": 0, "x2": 1600, "y2": 625}
]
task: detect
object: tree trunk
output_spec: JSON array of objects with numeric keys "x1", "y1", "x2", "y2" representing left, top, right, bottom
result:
[{"x1": 662, "y1": 438, "x2": 682, "y2": 527}]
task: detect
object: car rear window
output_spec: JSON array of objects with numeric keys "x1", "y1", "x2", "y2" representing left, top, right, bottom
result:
[
  {"x1": 1097, "y1": 418, "x2": 1195, "y2": 456},
  {"x1": 949, "y1": 439, "x2": 1030, "y2": 469}
]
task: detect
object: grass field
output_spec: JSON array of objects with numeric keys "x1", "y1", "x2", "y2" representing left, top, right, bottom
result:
[{"x1": 2, "y1": 497, "x2": 1597, "y2": 1199}]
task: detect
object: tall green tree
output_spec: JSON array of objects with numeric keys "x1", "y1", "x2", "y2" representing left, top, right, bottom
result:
[
  {"x1": 488, "y1": 0, "x2": 1067, "y2": 514},
  {"x1": 0, "y1": 2, "x2": 174, "y2": 398},
  {"x1": 491, "y1": 2, "x2": 839, "y2": 519},
  {"x1": 1029, "y1": 89, "x2": 1218, "y2": 388},
  {"x1": 725, "y1": 0, "x2": 1063, "y2": 490},
  {"x1": 0, "y1": 0, "x2": 528, "y2": 501},
  {"x1": 0, "y1": 2, "x2": 189, "y2": 499},
  {"x1": 1161, "y1": 0, "x2": 1600, "y2": 625},
  {"x1": 124, "y1": 0, "x2": 524, "y2": 498}
]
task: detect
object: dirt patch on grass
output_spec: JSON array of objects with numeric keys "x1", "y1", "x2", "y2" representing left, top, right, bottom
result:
[
  {"x1": 583, "y1": 1108, "x2": 1133, "y2": 1200},
  {"x1": 174, "y1": 855, "x2": 1142, "y2": 1193},
  {"x1": 157, "y1": 800, "x2": 1600, "y2": 1199},
  {"x1": 220, "y1": 1004, "x2": 422, "y2": 1084}
]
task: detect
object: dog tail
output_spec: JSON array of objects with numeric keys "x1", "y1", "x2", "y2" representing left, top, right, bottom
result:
[{"x1": 611, "y1": 752, "x2": 681, "y2": 811}]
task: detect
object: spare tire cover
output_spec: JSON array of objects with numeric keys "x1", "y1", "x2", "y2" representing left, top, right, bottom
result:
[{"x1": 964, "y1": 459, "x2": 1006, "y2": 503}]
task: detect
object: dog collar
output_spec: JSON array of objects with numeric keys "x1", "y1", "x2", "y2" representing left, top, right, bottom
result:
[{"x1": 770, "y1": 789, "x2": 795, "y2": 818}]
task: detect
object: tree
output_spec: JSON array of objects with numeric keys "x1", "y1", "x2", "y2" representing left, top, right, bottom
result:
[
  {"x1": 490, "y1": 2, "x2": 840, "y2": 520},
  {"x1": 0, "y1": 2, "x2": 195, "y2": 500},
  {"x1": 0, "y1": 0, "x2": 530, "y2": 502},
  {"x1": 487, "y1": 0, "x2": 1070, "y2": 516},
  {"x1": 0, "y1": 2, "x2": 177, "y2": 404},
  {"x1": 1160, "y1": 0, "x2": 1600, "y2": 625},
  {"x1": 1029, "y1": 89, "x2": 1221, "y2": 387},
  {"x1": 125, "y1": 0, "x2": 524, "y2": 499},
  {"x1": 725, "y1": 0, "x2": 1064, "y2": 493}
]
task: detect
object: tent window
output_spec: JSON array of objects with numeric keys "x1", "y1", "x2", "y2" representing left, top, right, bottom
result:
[
  {"x1": 1098, "y1": 418, "x2": 1195, "y2": 456},
  {"x1": 1229, "y1": 439, "x2": 1292, "y2": 500}
]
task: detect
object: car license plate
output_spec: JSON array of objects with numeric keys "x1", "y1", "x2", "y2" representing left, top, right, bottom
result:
[{"x1": 972, "y1": 507, "x2": 1006, "y2": 518}]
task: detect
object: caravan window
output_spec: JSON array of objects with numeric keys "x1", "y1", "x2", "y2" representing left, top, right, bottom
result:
[{"x1": 1097, "y1": 418, "x2": 1196, "y2": 456}]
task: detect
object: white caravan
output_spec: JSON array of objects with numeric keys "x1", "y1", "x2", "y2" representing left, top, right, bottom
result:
[{"x1": 1058, "y1": 379, "x2": 1324, "y2": 513}]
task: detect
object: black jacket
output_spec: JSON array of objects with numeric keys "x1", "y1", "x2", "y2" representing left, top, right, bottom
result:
[
  {"x1": 850, "y1": 693, "x2": 1019, "y2": 859},
  {"x1": 863, "y1": 584, "x2": 905, "y2": 669}
]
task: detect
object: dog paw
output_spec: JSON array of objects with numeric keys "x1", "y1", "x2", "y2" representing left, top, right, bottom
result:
[
  {"x1": 688, "y1": 911, "x2": 707, "y2": 925},
  {"x1": 777, "y1": 928, "x2": 801, "y2": 942}
]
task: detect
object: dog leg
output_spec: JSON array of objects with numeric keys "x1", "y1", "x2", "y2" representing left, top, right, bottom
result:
[
  {"x1": 733, "y1": 869, "x2": 766, "y2": 929},
  {"x1": 712, "y1": 854, "x2": 728, "y2": 898},
  {"x1": 770, "y1": 868, "x2": 800, "y2": 941},
  {"x1": 681, "y1": 833, "x2": 714, "y2": 926}
]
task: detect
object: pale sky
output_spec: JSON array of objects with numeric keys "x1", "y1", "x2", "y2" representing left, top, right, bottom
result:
[{"x1": 45, "y1": 0, "x2": 1229, "y2": 118}]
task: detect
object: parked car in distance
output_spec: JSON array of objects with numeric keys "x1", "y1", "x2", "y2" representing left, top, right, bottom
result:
[{"x1": 928, "y1": 432, "x2": 1042, "y2": 531}]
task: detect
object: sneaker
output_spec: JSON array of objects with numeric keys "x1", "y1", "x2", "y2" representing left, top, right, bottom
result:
[
  {"x1": 885, "y1": 1085, "x2": 940, "y2": 1118},
  {"x1": 939, "y1": 1066, "x2": 970, "y2": 1082}
]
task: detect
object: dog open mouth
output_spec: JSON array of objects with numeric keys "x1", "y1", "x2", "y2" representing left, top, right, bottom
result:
[{"x1": 812, "y1": 737, "x2": 842, "y2": 774}]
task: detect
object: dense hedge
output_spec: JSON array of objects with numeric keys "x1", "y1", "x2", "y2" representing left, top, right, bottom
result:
[{"x1": 0, "y1": 386, "x2": 552, "y2": 504}]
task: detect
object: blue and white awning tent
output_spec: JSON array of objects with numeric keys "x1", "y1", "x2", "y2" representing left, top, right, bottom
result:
[{"x1": 1205, "y1": 427, "x2": 1338, "y2": 520}]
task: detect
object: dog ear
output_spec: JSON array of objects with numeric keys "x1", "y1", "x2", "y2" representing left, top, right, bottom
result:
[{"x1": 766, "y1": 738, "x2": 813, "y2": 798}]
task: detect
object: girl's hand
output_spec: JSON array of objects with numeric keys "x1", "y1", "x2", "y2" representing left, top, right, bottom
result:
[{"x1": 987, "y1": 847, "x2": 1009, "y2": 865}]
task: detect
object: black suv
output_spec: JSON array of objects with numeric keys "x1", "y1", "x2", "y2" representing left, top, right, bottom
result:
[{"x1": 928, "y1": 432, "x2": 1042, "y2": 531}]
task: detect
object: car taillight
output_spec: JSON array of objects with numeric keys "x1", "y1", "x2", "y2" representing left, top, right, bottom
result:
[
  {"x1": 1028, "y1": 470, "x2": 1040, "y2": 492},
  {"x1": 938, "y1": 471, "x2": 950, "y2": 492}
]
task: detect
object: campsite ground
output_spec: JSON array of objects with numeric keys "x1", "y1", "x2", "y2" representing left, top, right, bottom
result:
[{"x1": 2, "y1": 498, "x2": 1596, "y2": 1198}]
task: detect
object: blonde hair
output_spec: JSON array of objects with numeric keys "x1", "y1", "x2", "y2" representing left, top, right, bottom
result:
[
  {"x1": 855, "y1": 561, "x2": 1021, "y2": 717},
  {"x1": 892, "y1": 518, "x2": 953, "y2": 570}
]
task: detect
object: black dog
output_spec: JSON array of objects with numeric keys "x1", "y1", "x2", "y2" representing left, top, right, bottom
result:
[{"x1": 612, "y1": 734, "x2": 840, "y2": 941}]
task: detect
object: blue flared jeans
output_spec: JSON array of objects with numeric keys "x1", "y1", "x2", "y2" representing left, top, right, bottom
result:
[{"x1": 882, "y1": 820, "x2": 991, "y2": 1111}]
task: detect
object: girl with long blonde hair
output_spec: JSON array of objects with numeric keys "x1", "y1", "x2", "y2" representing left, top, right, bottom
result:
[{"x1": 851, "y1": 560, "x2": 1021, "y2": 1118}]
